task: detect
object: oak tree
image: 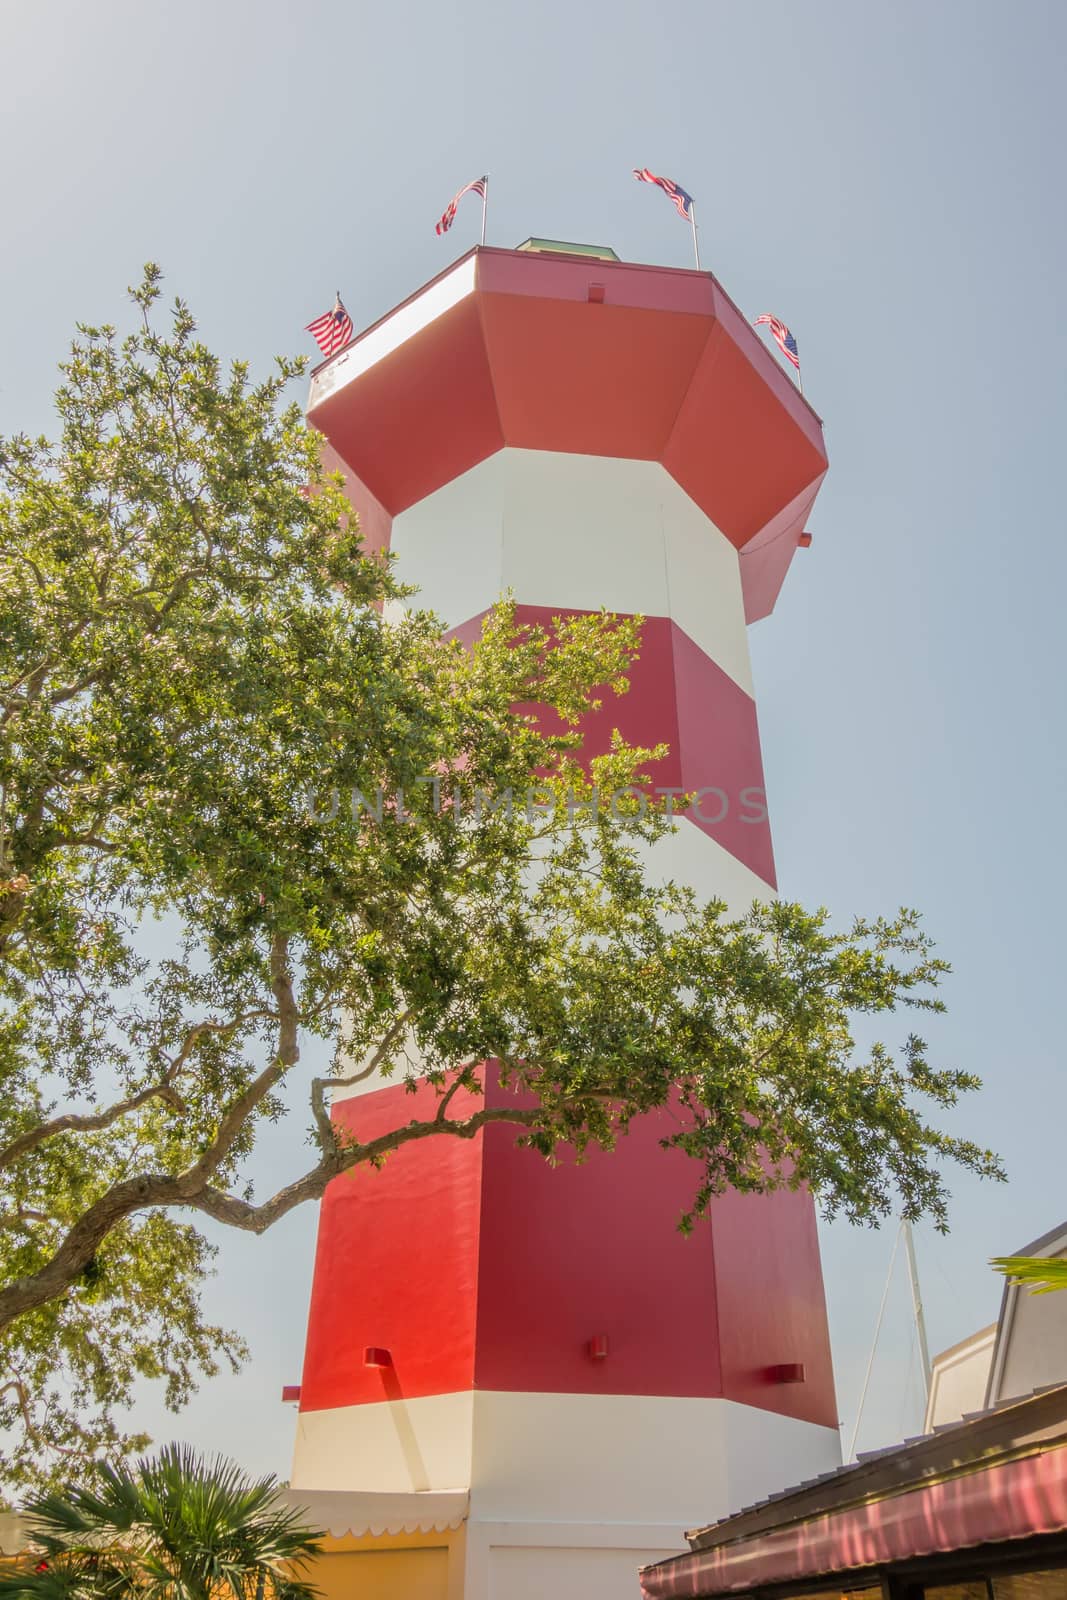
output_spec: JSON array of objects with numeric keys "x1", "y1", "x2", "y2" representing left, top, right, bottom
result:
[{"x1": 0, "y1": 269, "x2": 1001, "y2": 1491}]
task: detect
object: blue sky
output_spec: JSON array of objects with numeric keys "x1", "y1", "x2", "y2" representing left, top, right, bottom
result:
[{"x1": 2, "y1": 0, "x2": 1065, "y2": 1472}]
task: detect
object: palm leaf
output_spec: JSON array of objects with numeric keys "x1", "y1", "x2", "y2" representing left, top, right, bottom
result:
[
  {"x1": 991, "y1": 1254, "x2": 1067, "y2": 1294},
  {"x1": 5, "y1": 1447, "x2": 322, "y2": 1600}
]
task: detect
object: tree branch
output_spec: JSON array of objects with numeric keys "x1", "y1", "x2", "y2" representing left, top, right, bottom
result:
[
  {"x1": 0, "y1": 1378, "x2": 80, "y2": 1457},
  {"x1": 174, "y1": 933, "x2": 298, "y2": 1192},
  {"x1": 0, "y1": 1207, "x2": 49, "y2": 1233},
  {"x1": 0, "y1": 1083, "x2": 176, "y2": 1172},
  {"x1": 0, "y1": 1097, "x2": 548, "y2": 1333},
  {"x1": 186, "y1": 1102, "x2": 545, "y2": 1234},
  {"x1": 434, "y1": 1068, "x2": 476, "y2": 1122},
  {"x1": 0, "y1": 1005, "x2": 279, "y2": 1172},
  {"x1": 309, "y1": 1008, "x2": 416, "y2": 1147}
]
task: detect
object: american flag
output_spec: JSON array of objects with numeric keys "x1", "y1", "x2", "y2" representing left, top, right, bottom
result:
[
  {"x1": 754, "y1": 313, "x2": 800, "y2": 371},
  {"x1": 436, "y1": 175, "x2": 487, "y2": 236},
  {"x1": 306, "y1": 294, "x2": 353, "y2": 359},
  {"x1": 632, "y1": 167, "x2": 693, "y2": 221}
]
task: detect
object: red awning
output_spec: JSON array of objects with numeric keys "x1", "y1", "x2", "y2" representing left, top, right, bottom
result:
[{"x1": 640, "y1": 1444, "x2": 1067, "y2": 1599}]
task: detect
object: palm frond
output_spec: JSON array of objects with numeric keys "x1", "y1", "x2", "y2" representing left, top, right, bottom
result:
[
  {"x1": 991, "y1": 1254, "x2": 1067, "y2": 1295},
  {"x1": 7, "y1": 1447, "x2": 322, "y2": 1600}
]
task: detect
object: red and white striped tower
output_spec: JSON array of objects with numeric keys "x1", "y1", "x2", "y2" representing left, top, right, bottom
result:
[{"x1": 290, "y1": 242, "x2": 839, "y2": 1597}]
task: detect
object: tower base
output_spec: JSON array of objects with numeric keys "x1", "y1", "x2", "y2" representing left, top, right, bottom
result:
[{"x1": 291, "y1": 1391, "x2": 841, "y2": 1599}]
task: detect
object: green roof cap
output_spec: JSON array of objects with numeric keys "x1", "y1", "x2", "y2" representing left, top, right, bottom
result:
[{"x1": 514, "y1": 238, "x2": 620, "y2": 261}]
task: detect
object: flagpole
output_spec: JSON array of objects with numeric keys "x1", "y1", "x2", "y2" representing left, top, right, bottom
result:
[
  {"x1": 480, "y1": 174, "x2": 489, "y2": 247},
  {"x1": 689, "y1": 201, "x2": 701, "y2": 271}
]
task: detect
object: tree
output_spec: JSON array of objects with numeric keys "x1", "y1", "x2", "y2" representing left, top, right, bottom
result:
[
  {"x1": 0, "y1": 1443, "x2": 321, "y2": 1600},
  {"x1": 991, "y1": 1256, "x2": 1067, "y2": 1294},
  {"x1": 0, "y1": 267, "x2": 1002, "y2": 1491}
]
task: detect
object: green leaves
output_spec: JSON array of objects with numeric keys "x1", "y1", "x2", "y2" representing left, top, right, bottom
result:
[
  {"x1": 0, "y1": 1213, "x2": 245, "y2": 1491},
  {"x1": 0, "y1": 1444, "x2": 321, "y2": 1600},
  {"x1": 0, "y1": 268, "x2": 1003, "y2": 1495},
  {"x1": 991, "y1": 1255, "x2": 1067, "y2": 1294}
]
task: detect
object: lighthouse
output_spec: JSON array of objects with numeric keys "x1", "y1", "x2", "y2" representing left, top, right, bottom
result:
[{"x1": 289, "y1": 241, "x2": 840, "y2": 1599}]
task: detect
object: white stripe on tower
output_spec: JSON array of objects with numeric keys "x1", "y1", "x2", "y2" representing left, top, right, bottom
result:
[{"x1": 386, "y1": 449, "x2": 754, "y2": 697}]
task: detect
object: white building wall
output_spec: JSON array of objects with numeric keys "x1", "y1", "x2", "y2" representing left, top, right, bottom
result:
[
  {"x1": 292, "y1": 1392, "x2": 474, "y2": 1494},
  {"x1": 466, "y1": 1391, "x2": 837, "y2": 1527},
  {"x1": 480, "y1": 1539, "x2": 682, "y2": 1600},
  {"x1": 991, "y1": 1245, "x2": 1067, "y2": 1404},
  {"x1": 924, "y1": 1325, "x2": 996, "y2": 1430},
  {"x1": 463, "y1": 1392, "x2": 839, "y2": 1600},
  {"x1": 293, "y1": 1389, "x2": 838, "y2": 1523}
]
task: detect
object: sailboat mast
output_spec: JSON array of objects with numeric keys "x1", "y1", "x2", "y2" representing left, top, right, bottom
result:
[{"x1": 903, "y1": 1219, "x2": 933, "y2": 1402}]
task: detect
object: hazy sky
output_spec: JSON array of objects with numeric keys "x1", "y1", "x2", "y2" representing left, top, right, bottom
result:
[{"x1": 2, "y1": 0, "x2": 1065, "y2": 1476}]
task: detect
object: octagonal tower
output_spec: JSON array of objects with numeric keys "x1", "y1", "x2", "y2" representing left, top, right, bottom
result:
[{"x1": 290, "y1": 243, "x2": 840, "y2": 1599}]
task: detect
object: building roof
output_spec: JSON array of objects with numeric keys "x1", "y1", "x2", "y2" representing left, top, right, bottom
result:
[
  {"x1": 640, "y1": 1383, "x2": 1067, "y2": 1599},
  {"x1": 1005, "y1": 1220, "x2": 1067, "y2": 1261},
  {"x1": 933, "y1": 1321, "x2": 999, "y2": 1367},
  {"x1": 0, "y1": 1491, "x2": 468, "y2": 1556},
  {"x1": 515, "y1": 237, "x2": 621, "y2": 259},
  {"x1": 280, "y1": 1488, "x2": 468, "y2": 1538}
]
